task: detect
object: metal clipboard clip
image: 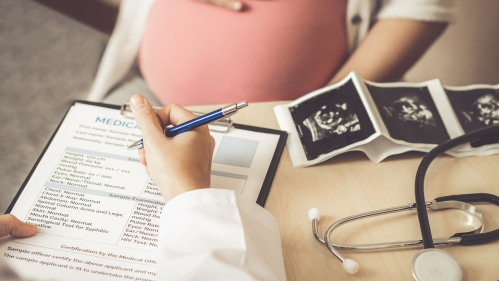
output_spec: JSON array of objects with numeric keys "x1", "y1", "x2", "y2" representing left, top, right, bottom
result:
[{"x1": 120, "y1": 103, "x2": 234, "y2": 133}]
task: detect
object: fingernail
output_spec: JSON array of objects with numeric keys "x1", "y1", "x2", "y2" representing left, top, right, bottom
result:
[
  {"x1": 130, "y1": 95, "x2": 145, "y2": 109},
  {"x1": 232, "y1": 1, "x2": 242, "y2": 10}
]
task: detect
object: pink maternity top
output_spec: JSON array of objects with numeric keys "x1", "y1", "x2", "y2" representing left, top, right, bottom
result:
[{"x1": 139, "y1": 0, "x2": 348, "y2": 106}]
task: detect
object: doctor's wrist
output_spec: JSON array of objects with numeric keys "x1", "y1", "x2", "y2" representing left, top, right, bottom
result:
[{"x1": 158, "y1": 177, "x2": 210, "y2": 202}]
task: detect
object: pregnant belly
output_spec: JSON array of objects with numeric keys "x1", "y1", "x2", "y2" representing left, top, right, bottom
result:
[{"x1": 139, "y1": 0, "x2": 347, "y2": 105}]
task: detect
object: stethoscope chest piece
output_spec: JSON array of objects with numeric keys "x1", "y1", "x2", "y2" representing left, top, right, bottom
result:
[{"x1": 411, "y1": 249, "x2": 462, "y2": 281}]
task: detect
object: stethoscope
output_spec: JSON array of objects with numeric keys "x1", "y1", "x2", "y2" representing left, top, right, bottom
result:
[{"x1": 310, "y1": 125, "x2": 499, "y2": 280}]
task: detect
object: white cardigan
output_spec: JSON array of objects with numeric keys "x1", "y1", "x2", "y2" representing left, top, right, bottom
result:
[{"x1": 87, "y1": 0, "x2": 456, "y2": 102}]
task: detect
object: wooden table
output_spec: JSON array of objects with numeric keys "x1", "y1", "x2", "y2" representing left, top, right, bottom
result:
[{"x1": 189, "y1": 101, "x2": 499, "y2": 281}]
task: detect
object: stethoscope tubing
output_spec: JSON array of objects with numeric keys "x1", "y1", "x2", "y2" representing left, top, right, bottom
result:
[
  {"x1": 310, "y1": 125, "x2": 499, "y2": 278},
  {"x1": 435, "y1": 193, "x2": 499, "y2": 245},
  {"x1": 415, "y1": 125, "x2": 499, "y2": 249},
  {"x1": 312, "y1": 199, "x2": 483, "y2": 257}
]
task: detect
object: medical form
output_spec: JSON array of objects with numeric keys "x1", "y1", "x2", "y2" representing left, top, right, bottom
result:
[{"x1": 0, "y1": 101, "x2": 286, "y2": 280}]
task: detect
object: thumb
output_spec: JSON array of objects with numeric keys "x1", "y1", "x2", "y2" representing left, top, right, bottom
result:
[
  {"x1": 0, "y1": 214, "x2": 37, "y2": 238},
  {"x1": 130, "y1": 95, "x2": 164, "y2": 143}
]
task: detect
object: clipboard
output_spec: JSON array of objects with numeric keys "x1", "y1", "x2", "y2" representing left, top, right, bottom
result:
[
  {"x1": 119, "y1": 101, "x2": 287, "y2": 206},
  {"x1": 7, "y1": 100, "x2": 287, "y2": 213},
  {"x1": 1, "y1": 100, "x2": 288, "y2": 281}
]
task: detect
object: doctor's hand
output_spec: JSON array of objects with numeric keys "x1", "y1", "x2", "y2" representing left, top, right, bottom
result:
[
  {"x1": 130, "y1": 94, "x2": 215, "y2": 202},
  {"x1": 0, "y1": 214, "x2": 37, "y2": 238}
]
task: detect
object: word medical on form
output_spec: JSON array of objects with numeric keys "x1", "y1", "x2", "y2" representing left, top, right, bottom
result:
[{"x1": 1, "y1": 103, "x2": 280, "y2": 281}]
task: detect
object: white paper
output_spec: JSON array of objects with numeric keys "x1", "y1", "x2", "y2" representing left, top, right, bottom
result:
[
  {"x1": 275, "y1": 71, "x2": 499, "y2": 167},
  {"x1": 0, "y1": 103, "x2": 280, "y2": 280}
]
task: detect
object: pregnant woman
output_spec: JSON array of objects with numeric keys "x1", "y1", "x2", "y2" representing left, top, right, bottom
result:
[{"x1": 88, "y1": 0, "x2": 456, "y2": 106}]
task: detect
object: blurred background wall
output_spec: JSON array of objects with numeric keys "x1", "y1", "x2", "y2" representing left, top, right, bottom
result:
[
  {"x1": 405, "y1": 0, "x2": 499, "y2": 85},
  {"x1": 1, "y1": 0, "x2": 499, "y2": 213},
  {"x1": 0, "y1": 0, "x2": 108, "y2": 213}
]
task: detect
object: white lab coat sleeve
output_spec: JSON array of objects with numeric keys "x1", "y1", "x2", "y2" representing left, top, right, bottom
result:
[{"x1": 157, "y1": 188, "x2": 286, "y2": 281}]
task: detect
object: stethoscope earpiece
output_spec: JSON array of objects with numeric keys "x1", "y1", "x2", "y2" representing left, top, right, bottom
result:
[
  {"x1": 308, "y1": 208, "x2": 359, "y2": 275},
  {"x1": 308, "y1": 208, "x2": 321, "y2": 222},
  {"x1": 412, "y1": 249, "x2": 462, "y2": 281},
  {"x1": 342, "y1": 259, "x2": 359, "y2": 274}
]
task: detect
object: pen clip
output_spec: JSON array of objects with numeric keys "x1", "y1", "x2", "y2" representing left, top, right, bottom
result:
[{"x1": 120, "y1": 103, "x2": 233, "y2": 133}]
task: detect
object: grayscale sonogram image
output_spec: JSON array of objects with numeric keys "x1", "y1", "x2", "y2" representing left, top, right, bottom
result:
[
  {"x1": 290, "y1": 79, "x2": 375, "y2": 160},
  {"x1": 302, "y1": 102, "x2": 360, "y2": 142},
  {"x1": 446, "y1": 88, "x2": 499, "y2": 147},
  {"x1": 366, "y1": 84, "x2": 450, "y2": 144}
]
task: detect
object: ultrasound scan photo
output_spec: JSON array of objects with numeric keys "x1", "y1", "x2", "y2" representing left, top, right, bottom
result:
[
  {"x1": 290, "y1": 80, "x2": 375, "y2": 160},
  {"x1": 366, "y1": 84, "x2": 450, "y2": 144},
  {"x1": 302, "y1": 102, "x2": 360, "y2": 142},
  {"x1": 472, "y1": 94, "x2": 499, "y2": 126},
  {"x1": 447, "y1": 90, "x2": 499, "y2": 129},
  {"x1": 383, "y1": 96, "x2": 436, "y2": 128},
  {"x1": 446, "y1": 88, "x2": 499, "y2": 147}
]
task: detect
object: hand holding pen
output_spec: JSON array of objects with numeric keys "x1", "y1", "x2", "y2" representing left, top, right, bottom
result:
[
  {"x1": 128, "y1": 95, "x2": 247, "y2": 202},
  {"x1": 128, "y1": 99, "x2": 248, "y2": 149}
]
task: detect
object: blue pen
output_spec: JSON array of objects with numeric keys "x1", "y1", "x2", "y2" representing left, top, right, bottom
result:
[{"x1": 127, "y1": 101, "x2": 248, "y2": 150}]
